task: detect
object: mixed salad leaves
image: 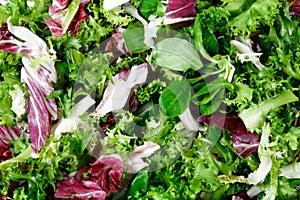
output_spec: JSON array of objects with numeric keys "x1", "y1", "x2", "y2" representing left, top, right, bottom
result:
[{"x1": 0, "y1": 0, "x2": 300, "y2": 199}]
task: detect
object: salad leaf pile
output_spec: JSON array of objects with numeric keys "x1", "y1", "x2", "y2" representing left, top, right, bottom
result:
[{"x1": 0, "y1": 0, "x2": 300, "y2": 199}]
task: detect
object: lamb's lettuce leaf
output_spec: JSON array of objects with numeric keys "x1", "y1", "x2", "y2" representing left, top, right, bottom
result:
[{"x1": 159, "y1": 79, "x2": 192, "y2": 117}]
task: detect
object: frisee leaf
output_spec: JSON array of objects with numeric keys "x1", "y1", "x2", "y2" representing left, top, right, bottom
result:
[{"x1": 226, "y1": 0, "x2": 281, "y2": 36}]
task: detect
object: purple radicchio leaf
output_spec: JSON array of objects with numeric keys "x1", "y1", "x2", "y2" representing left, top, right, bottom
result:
[
  {"x1": 124, "y1": 141, "x2": 160, "y2": 173},
  {"x1": 100, "y1": 32, "x2": 130, "y2": 61},
  {"x1": 0, "y1": 24, "x2": 31, "y2": 54},
  {"x1": 128, "y1": 93, "x2": 138, "y2": 112},
  {"x1": 165, "y1": 0, "x2": 196, "y2": 26},
  {"x1": 288, "y1": 0, "x2": 300, "y2": 17},
  {"x1": 199, "y1": 112, "x2": 259, "y2": 158},
  {"x1": 0, "y1": 141, "x2": 11, "y2": 163},
  {"x1": 99, "y1": 92, "x2": 136, "y2": 131},
  {"x1": 49, "y1": 0, "x2": 69, "y2": 13},
  {"x1": 96, "y1": 63, "x2": 149, "y2": 117},
  {"x1": 23, "y1": 65, "x2": 57, "y2": 153},
  {"x1": 6, "y1": 19, "x2": 57, "y2": 83},
  {"x1": 0, "y1": 125, "x2": 20, "y2": 163},
  {"x1": 21, "y1": 68, "x2": 52, "y2": 153},
  {"x1": 55, "y1": 176, "x2": 107, "y2": 200},
  {"x1": 71, "y1": 1, "x2": 90, "y2": 34},
  {"x1": 296, "y1": 119, "x2": 300, "y2": 127},
  {"x1": 100, "y1": 115, "x2": 116, "y2": 131},
  {"x1": 22, "y1": 58, "x2": 57, "y2": 119},
  {"x1": 55, "y1": 154, "x2": 123, "y2": 199},
  {"x1": 44, "y1": 19, "x2": 64, "y2": 37},
  {"x1": 3, "y1": 20, "x2": 58, "y2": 152},
  {"x1": 45, "y1": 0, "x2": 90, "y2": 37},
  {"x1": 0, "y1": 125, "x2": 20, "y2": 144}
]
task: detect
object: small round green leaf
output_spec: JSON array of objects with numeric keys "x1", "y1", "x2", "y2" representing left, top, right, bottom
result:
[
  {"x1": 128, "y1": 170, "x2": 149, "y2": 196},
  {"x1": 159, "y1": 79, "x2": 192, "y2": 117}
]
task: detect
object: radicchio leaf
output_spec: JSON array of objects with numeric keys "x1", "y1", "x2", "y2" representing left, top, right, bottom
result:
[
  {"x1": 0, "y1": 125, "x2": 20, "y2": 163},
  {"x1": 2, "y1": 20, "x2": 58, "y2": 152},
  {"x1": 23, "y1": 58, "x2": 56, "y2": 95},
  {"x1": 0, "y1": 24, "x2": 31, "y2": 54},
  {"x1": 45, "y1": 0, "x2": 90, "y2": 36},
  {"x1": 49, "y1": 0, "x2": 69, "y2": 13},
  {"x1": 44, "y1": 19, "x2": 64, "y2": 37},
  {"x1": 288, "y1": 0, "x2": 300, "y2": 17},
  {"x1": 6, "y1": 19, "x2": 57, "y2": 83},
  {"x1": 55, "y1": 177, "x2": 107, "y2": 200},
  {"x1": 100, "y1": 32, "x2": 130, "y2": 61},
  {"x1": 199, "y1": 112, "x2": 259, "y2": 158},
  {"x1": 124, "y1": 141, "x2": 160, "y2": 173},
  {"x1": 55, "y1": 154, "x2": 123, "y2": 199},
  {"x1": 0, "y1": 141, "x2": 11, "y2": 163},
  {"x1": 129, "y1": 93, "x2": 138, "y2": 112},
  {"x1": 72, "y1": 2, "x2": 89, "y2": 34},
  {"x1": 165, "y1": 0, "x2": 196, "y2": 26},
  {"x1": 95, "y1": 63, "x2": 149, "y2": 117},
  {"x1": 21, "y1": 60, "x2": 58, "y2": 152},
  {"x1": 0, "y1": 125, "x2": 20, "y2": 144},
  {"x1": 21, "y1": 68, "x2": 51, "y2": 152}
]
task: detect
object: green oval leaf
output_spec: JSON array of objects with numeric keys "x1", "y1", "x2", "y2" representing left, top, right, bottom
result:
[
  {"x1": 128, "y1": 170, "x2": 149, "y2": 196},
  {"x1": 124, "y1": 26, "x2": 150, "y2": 53},
  {"x1": 202, "y1": 28, "x2": 219, "y2": 55},
  {"x1": 159, "y1": 79, "x2": 192, "y2": 117},
  {"x1": 153, "y1": 38, "x2": 203, "y2": 71}
]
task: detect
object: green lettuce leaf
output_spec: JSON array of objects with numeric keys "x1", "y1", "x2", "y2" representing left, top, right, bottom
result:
[{"x1": 239, "y1": 91, "x2": 299, "y2": 131}]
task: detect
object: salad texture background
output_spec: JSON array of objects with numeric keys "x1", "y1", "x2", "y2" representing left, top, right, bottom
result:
[{"x1": 0, "y1": 0, "x2": 300, "y2": 199}]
